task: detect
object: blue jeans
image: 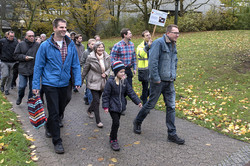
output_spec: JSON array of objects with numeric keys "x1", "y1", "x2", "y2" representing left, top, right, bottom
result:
[
  {"x1": 135, "y1": 81, "x2": 176, "y2": 136},
  {"x1": 18, "y1": 74, "x2": 33, "y2": 99}
]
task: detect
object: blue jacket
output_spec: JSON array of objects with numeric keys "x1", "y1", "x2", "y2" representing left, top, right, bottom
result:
[
  {"x1": 32, "y1": 35, "x2": 81, "y2": 89},
  {"x1": 102, "y1": 76, "x2": 141, "y2": 113},
  {"x1": 149, "y1": 34, "x2": 178, "y2": 82}
]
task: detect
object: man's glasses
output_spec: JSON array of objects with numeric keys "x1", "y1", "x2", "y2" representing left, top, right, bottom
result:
[
  {"x1": 170, "y1": 32, "x2": 180, "y2": 35},
  {"x1": 28, "y1": 35, "x2": 34, "y2": 37}
]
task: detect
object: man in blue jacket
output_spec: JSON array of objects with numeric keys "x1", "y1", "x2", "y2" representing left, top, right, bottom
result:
[
  {"x1": 133, "y1": 24, "x2": 185, "y2": 145},
  {"x1": 32, "y1": 18, "x2": 81, "y2": 154}
]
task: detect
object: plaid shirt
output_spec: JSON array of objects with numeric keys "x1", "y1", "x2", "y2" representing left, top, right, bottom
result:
[
  {"x1": 110, "y1": 40, "x2": 136, "y2": 70},
  {"x1": 53, "y1": 37, "x2": 67, "y2": 64}
]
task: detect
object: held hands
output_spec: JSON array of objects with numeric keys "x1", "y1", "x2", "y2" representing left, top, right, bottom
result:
[
  {"x1": 104, "y1": 108, "x2": 109, "y2": 113},
  {"x1": 138, "y1": 103, "x2": 142, "y2": 108}
]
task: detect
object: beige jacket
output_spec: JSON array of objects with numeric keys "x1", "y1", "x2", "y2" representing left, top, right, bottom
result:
[{"x1": 82, "y1": 51, "x2": 111, "y2": 91}]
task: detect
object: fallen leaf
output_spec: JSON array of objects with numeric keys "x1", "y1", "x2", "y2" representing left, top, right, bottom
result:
[
  {"x1": 0, "y1": 136, "x2": 3, "y2": 139},
  {"x1": 109, "y1": 164, "x2": 115, "y2": 166},
  {"x1": 94, "y1": 129, "x2": 99, "y2": 132},
  {"x1": 110, "y1": 158, "x2": 117, "y2": 163},
  {"x1": 26, "y1": 160, "x2": 32, "y2": 163},
  {"x1": 134, "y1": 141, "x2": 140, "y2": 145},
  {"x1": 124, "y1": 144, "x2": 132, "y2": 147},
  {"x1": 77, "y1": 134, "x2": 81, "y2": 137},
  {"x1": 30, "y1": 145, "x2": 36, "y2": 149},
  {"x1": 0, "y1": 159, "x2": 4, "y2": 164},
  {"x1": 65, "y1": 133, "x2": 70, "y2": 135},
  {"x1": 98, "y1": 157, "x2": 104, "y2": 161},
  {"x1": 81, "y1": 148, "x2": 87, "y2": 150},
  {"x1": 205, "y1": 144, "x2": 211, "y2": 146},
  {"x1": 31, "y1": 155, "x2": 39, "y2": 161},
  {"x1": 84, "y1": 123, "x2": 88, "y2": 125}
]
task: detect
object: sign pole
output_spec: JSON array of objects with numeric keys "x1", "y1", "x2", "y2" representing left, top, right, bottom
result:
[{"x1": 152, "y1": 25, "x2": 156, "y2": 39}]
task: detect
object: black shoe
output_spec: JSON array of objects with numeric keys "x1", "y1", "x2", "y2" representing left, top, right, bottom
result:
[
  {"x1": 44, "y1": 124, "x2": 52, "y2": 138},
  {"x1": 133, "y1": 120, "x2": 141, "y2": 134},
  {"x1": 73, "y1": 88, "x2": 79, "y2": 93},
  {"x1": 168, "y1": 135, "x2": 185, "y2": 145},
  {"x1": 5, "y1": 90, "x2": 9, "y2": 95},
  {"x1": 59, "y1": 118, "x2": 63, "y2": 128},
  {"x1": 54, "y1": 143, "x2": 64, "y2": 154},
  {"x1": 0, "y1": 86, "x2": 4, "y2": 92},
  {"x1": 84, "y1": 98, "x2": 89, "y2": 105},
  {"x1": 110, "y1": 140, "x2": 120, "y2": 151},
  {"x1": 16, "y1": 98, "x2": 22, "y2": 105}
]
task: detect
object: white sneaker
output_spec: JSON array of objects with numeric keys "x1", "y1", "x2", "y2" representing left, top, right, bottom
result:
[
  {"x1": 97, "y1": 122, "x2": 103, "y2": 128},
  {"x1": 87, "y1": 112, "x2": 94, "y2": 119}
]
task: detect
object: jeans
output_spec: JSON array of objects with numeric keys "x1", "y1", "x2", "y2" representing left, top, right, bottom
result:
[
  {"x1": 84, "y1": 87, "x2": 93, "y2": 103},
  {"x1": 109, "y1": 111, "x2": 121, "y2": 140},
  {"x1": 1, "y1": 62, "x2": 15, "y2": 91},
  {"x1": 18, "y1": 74, "x2": 33, "y2": 99},
  {"x1": 135, "y1": 81, "x2": 176, "y2": 136},
  {"x1": 140, "y1": 81, "x2": 149, "y2": 105},
  {"x1": 42, "y1": 85, "x2": 68, "y2": 145}
]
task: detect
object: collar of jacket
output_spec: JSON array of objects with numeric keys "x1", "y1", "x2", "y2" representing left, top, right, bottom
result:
[{"x1": 50, "y1": 33, "x2": 72, "y2": 47}]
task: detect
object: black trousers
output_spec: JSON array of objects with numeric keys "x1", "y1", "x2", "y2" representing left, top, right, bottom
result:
[
  {"x1": 109, "y1": 111, "x2": 121, "y2": 141},
  {"x1": 125, "y1": 68, "x2": 133, "y2": 88},
  {"x1": 88, "y1": 90, "x2": 102, "y2": 124},
  {"x1": 140, "y1": 81, "x2": 149, "y2": 105},
  {"x1": 42, "y1": 85, "x2": 68, "y2": 145}
]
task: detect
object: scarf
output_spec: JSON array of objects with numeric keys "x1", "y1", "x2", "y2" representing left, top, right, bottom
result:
[{"x1": 96, "y1": 53, "x2": 105, "y2": 73}]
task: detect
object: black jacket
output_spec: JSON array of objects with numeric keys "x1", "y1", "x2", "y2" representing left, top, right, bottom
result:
[
  {"x1": 102, "y1": 76, "x2": 141, "y2": 113},
  {"x1": 0, "y1": 38, "x2": 18, "y2": 62},
  {"x1": 14, "y1": 39, "x2": 40, "y2": 76}
]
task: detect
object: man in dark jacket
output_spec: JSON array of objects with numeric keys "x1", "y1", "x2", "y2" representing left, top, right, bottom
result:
[
  {"x1": 0, "y1": 31, "x2": 18, "y2": 95},
  {"x1": 14, "y1": 30, "x2": 40, "y2": 105}
]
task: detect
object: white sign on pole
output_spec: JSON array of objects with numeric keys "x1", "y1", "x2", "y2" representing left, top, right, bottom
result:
[{"x1": 148, "y1": 9, "x2": 168, "y2": 27}]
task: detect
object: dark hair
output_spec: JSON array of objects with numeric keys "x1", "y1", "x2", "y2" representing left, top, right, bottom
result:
[
  {"x1": 52, "y1": 18, "x2": 67, "y2": 28},
  {"x1": 94, "y1": 35, "x2": 100, "y2": 39},
  {"x1": 166, "y1": 24, "x2": 178, "y2": 33},
  {"x1": 75, "y1": 34, "x2": 82, "y2": 40},
  {"x1": 120, "y1": 28, "x2": 130, "y2": 38},
  {"x1": 142, "y1": 30, "x2": 149, "y2": 37}
]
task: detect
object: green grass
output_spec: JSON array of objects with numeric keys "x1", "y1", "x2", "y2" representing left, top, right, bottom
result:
[
  {"x1": 0, "y1": 94, "x2": 36, "y2": 165},
  {"x1": 84, "y1": 30, "x2": 250, "y2": 142}
]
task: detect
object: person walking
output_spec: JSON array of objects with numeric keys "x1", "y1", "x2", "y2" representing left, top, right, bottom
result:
[
  {"x1": 0, "y1": 31, "x2": 18, "y2": 95},
  {"x1": 133, "y1": 24, "x2": 185, "y2": 145},
  {"x1": 80, "y1": 38, "x2": 96, "y2": 105},
  {"x1": 14, "y1": 30, "x2": 39, "y2": 105},
  {"x1": 110, "y1": 28, "x2": 136, "y2": 87},
  {"x1": 102, "y1": 61, "x2": 142, "y2": 151},
  {"x1": 32, "y1": 18, "x2": 81, "y2": 154},
  {"x1": 137, "y1": 30, "x2": 152, "y2": 105},
  {"x1": 81, "y1": 41, "x2": 111, "y2": 128}
]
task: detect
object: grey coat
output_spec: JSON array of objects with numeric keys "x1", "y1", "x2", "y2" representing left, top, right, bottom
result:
[{"x1": 82, "y1": 51, "x2": 111, "y2": 91}]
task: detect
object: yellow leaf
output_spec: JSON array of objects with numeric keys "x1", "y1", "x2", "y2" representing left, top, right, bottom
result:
[
  {"x1": 134, "y1": 141, "x2": 140, "y2": 145},
  {"x1": 98, "y1": 157, "x2": 104, "y2": 161},
  {"x1": 0, "y1": 159, "x2": 4, "y2": 164},
  {"x1": 222, "y1": 129, "x2": 229, "y2": 133},
  {"x1": 206, "y1": 144, "x2": 211, "y2": 146},
  {"x1": 94, "y1": 129, "x2": 99, "y2": 132},
  {"x1": 220, "y1": 102, "x2": 226, "y2": 105},
  {"x1": 77, "y1": 134, "x2": 81, "y2": 137},
  {"x1": 109, "y1": 164, "x2": 115, "y2": 166},
  {"x1": 30, "y1": 145, "x2": 36, "y2": 149},
  {"x1": 84, "y1": 123, "x2": 88, "y2": 125},
  {"x1": 31, "y1": 155, "x2": 39, "y2": 161},
  {"x1": 81, "y1": 148, "x2": 87, "y2": 150},
  {"x1": 110, "y1": 158, "x2": 117, "y2": 163},
  {"x1": 87, "y1": 164, "x2": 93, "y2": 166},
  {"x1": 0, "y1": 136, "x2": 3, "y2": 139},
  {"x1": 124, "y1": 144, "x2": 132, "y2": 147},
  {"x1": 65, "y1": 133, "x2": 70, "y2": 135}
]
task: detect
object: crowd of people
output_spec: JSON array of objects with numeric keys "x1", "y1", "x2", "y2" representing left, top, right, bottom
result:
[{"x1": 0, "y1": 18, "x2": 184, "y2": 154}]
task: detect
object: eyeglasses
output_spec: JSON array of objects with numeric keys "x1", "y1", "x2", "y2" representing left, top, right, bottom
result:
[
  {"x1": 170, "y1": 32, "x2": 180, "y2": 35},
  {"x1": 28, "y1": 35, "x2": 34, "y2": 37}
]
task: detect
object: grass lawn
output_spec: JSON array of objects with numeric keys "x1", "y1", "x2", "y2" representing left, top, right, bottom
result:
[
  {"x1": 0, "y1": 95, "x2": 36, "y2": 165},
  {"x1": 84, "y1": 30, "x2": 250, "y2": 142}
]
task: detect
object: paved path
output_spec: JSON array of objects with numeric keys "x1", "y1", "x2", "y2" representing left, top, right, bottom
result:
[{"x1": 6, "y1": 86, "x2": 250, "y2": 166}]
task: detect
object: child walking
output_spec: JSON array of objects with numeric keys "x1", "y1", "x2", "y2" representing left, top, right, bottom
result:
[{"x1": 102, "y1": 61, "x2": 142, "y2": 151}]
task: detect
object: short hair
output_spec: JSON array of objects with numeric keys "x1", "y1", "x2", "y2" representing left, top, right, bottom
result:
[
  {"x1": 166, "y1": 24, "x2": 178, "y2": 33},
  {"x1": 8, "y1": 31, "x2": 14, "y2": 35},
  {"x1": 88, "y1": 38, "x2": 96, "y2": 44},
  {"x1": 93, "y1": 41, "x2": 105, "y2": 53},
  {"x1": 40, "y1": 33, "x2": 46, "y2": 38},
  {"x1": 52, "y1": 18, "x2": 67, "y2": 28},
  {"x1": 70, "y1": 31, "x2": 76, "y2": 36},
  {"x1": 142, "y1": 30, "x2": 149, "y2": 37},
  {"x1": 75, "y1": 34, "x2": 82, "y2": 40},
  {"x1": 120, "y1": 28, "x2": 130, "y2": 38},
  {"x1": 94, "y1": 35, "x2": 100, "y2": 39},
  {"x1": 25, "y1": 30, "x2": 34, "y2": 36}
]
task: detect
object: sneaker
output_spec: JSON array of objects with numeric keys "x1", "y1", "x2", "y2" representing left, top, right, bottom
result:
[
  {"x1": 5, "y1": 90, "x2": 9, "y2": 95},
  {"x1": 168, "y1": 135, "x2": 185, "y2": 145},
  {"x1": 54, "y1": 143, "x2": 64, "y2": 154},
  {"x1": 87, "y1": 111, "x2": 94, "y2": 119},
  {"x1": 0, "y1": 86, "x2": 4, "y2": 92},
  {"x1": 133, "y1": 120, "x2": 141, "y2": 134},
  {"x1": 97, "y1": 122, "x2": 103, "y2": 128},
  {"x1": 110, "y1": 140, "x2": 120, "y2": 151},
  {"x1": 16, "y1": 98, "x2": 22, "y2": 105}
]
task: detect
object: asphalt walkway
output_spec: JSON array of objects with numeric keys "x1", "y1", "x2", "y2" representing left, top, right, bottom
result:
[{"x1": 5, "y1": 86, "x2": 250, "y2": 166}]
